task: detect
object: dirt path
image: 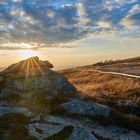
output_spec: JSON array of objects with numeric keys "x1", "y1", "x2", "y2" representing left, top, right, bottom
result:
[{"x1": 74, "y1": 68, "x2": 140, "y2": 79}]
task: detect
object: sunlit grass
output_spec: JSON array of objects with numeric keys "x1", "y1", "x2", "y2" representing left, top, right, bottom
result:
[{"x1": 60, "y1": 68, "x2": 140, "y2": 102}]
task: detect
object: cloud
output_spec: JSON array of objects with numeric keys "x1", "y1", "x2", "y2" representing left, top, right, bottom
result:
[
  {"x1": 115, "y1": 0, "x2": 137, "y2": 5},
  {"x1": 0, "y1": 0, "x2": 140, "y2": 49},
  {"x1": 129, "y1": 4, "x2": 140, "y2": 14},
  {"x1": 12, "y1": 0, "x2": 22, "y2": 3},
  {"x1": 122, "y1": 12, "x2": 140, "y2": 27},
  {"x1": 121, "y1": 3, "x2": 140, "y2": 28},
  {"x1": 97, "y1": 21, "x2": 112, "y2": 28}
]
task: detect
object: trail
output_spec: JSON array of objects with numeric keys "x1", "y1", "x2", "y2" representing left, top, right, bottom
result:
[{"x1": 74, "y1": 68, "x2": 140, "y2": 79}]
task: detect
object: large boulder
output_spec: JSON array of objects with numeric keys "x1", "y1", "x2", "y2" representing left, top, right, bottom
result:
[
  {"x1": 0, "y1": 57, "x2": 77, "y2": 101},
  {"x1": 0, "y1": 57, "x2": 78, "y2": 118},
  {"x1": 2, "y1": 56, "x2": 53, "y2": 74},
  {"x1": 59, "y1": 99, "x2": 111, "y2": 118},
  {"x1": 0, "y1": 57, "x2": 78, "y2": 139}
]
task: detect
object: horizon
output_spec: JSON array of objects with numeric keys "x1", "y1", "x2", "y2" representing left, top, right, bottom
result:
[
  {"x1": 0, "y1": 54, "x2": 140, "y2": 71},
  {"x1": 0, "y1": 0, "x2": 140, "y2": 69}
]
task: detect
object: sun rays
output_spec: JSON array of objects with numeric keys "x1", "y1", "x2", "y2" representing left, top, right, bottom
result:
[
  {"x1": 32, "y1": 58, "x2": 45, "y2": 76},
  {"x1": 14, "y1": 56, "x2": 44, "y2": 78}
]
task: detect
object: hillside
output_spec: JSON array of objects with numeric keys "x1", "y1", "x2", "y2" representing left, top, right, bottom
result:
[
  {"x1": 92, "y1": 56, "x2": 140, "y2": 76},
  {"x1": 59, "y1": 56, "x2": 140, "y2": 117}
]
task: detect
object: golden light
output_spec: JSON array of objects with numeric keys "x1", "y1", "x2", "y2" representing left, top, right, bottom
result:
[
  {"x1": 20, "y1": 50, "x2": 39, "y2": 59},
  {"x1": 20, "y1": 43, "x2": 35, "y2": 49}
]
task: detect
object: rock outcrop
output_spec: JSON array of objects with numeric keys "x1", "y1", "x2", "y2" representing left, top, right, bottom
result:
[
  {"x1": 59, "y1": 99, "x2": 111, "y2": 118},
  {"x1": 1, "y1": 56, "x2": 53, "y2": 75},
  {"x1": 0, "y1": 57, "x2": 77, "y2": 104}
]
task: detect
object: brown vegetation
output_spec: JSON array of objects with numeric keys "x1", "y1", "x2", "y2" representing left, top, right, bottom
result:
[
  {"x1": 60, "y1": 68, "x2": 140, "y2": 100},
  {"x1": 59, "y1": 64, "x2": 140, "y2": 132},
  {"x1": 59, "y1": 66, "x2": 140, "y2": 116}
]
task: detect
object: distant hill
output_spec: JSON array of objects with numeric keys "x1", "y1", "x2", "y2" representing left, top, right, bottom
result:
[
  {"x1": 93, "y1": 56, "x2": 140, "y2": 67},
  {"x1": 90, "y1": 56, "x2": 140, "y2": 76}
]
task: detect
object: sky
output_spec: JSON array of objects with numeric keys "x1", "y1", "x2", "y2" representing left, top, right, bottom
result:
[{"x1": 0, "y1": 0, "x2": 140, "y2": 69}]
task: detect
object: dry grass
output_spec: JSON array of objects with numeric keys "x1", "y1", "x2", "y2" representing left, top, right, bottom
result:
[
  {"x1": 59, "y1": 67, "x2": 140, "y2": 117},
  {"x1": 60, "y1": 68, "x2": 140, "y2": 101},
  {"x1": 59, "y1": 67, "x2": 140, "y2": 131},
  {"x1": 60, "y1": 66, "x2": 140, "y2": 132}
]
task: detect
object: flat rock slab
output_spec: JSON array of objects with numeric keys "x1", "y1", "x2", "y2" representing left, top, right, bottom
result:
[
  {"x1": 28, "y1": 123, "x2": 66, "y2": 140},
  {"x1": 28, "y1": 123, "x2": 97, "y2": 140},
  {"x1": 0, "y1": 106, "x2": 32, "y2": 117},
  {"x1": 59, "y1": 99, "x2": 111, "y2": 118}
]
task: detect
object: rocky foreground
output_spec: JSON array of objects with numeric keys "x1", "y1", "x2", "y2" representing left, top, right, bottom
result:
[{"x1": 0, "y1": 57, "x2": 140, "y2": 140}]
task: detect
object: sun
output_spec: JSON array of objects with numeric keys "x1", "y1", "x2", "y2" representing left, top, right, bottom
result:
[{"x1": 20, "y1": 50, "x2": 39, "y2": 59}]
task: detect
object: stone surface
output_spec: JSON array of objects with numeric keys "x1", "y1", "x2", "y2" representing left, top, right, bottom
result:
[
  {"x1": 29, "y1": 115, "x2": 140, "y2": 140},
  {"x1": 28, "y1": 122, "x2": 97, "y2": 140},
  {"x1": 0, "y1": 106, "x2": 32, "y2": 117},
  {"x1": 59, "y1": 99, "x2": 111, "y2": 118},
  {"x1": 0, "y1": 100, "x2": 9, "y2": 106},
  {"x1": 93, "y1": 122, "x2": 140, "y2": 140},
  {"x1": 117, "y1": 100, "x2": 137, "y2": 108},
  {"x1": 28, "y1": 123, "x2": 65, "y2": 139},
  {"x1": 2, "y1": 56, "x2": 53, "y2": 75},
  {"x1": 0, "y1": 57, "x2": 77, "y2": 100},
  {"x1": 67, "y1": 127, "x2": 97, "y2": 140},
  {"x1": 45, "y1": 115, "x2": 140, "y2": 140}
]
